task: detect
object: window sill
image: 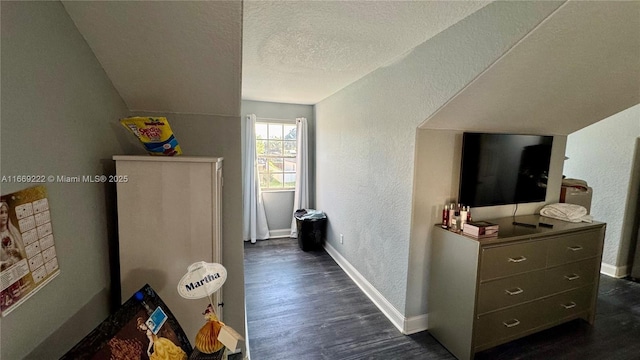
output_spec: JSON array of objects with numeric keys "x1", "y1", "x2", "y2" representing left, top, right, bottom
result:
[{"x1": 261, "y1": 189, "x2": 295, "y2": 193}]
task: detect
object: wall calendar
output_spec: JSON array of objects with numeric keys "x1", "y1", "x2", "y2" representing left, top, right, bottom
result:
[{"x1": 1, "y1": 185, "x2": 60, "y2": 316}]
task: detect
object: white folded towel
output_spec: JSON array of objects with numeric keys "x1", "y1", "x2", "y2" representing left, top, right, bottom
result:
[{"x1": 540, "y1": 203, "x2": 593, "y2": 223}]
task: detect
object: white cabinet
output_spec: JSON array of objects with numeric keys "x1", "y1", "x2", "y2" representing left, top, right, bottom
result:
[{"x1": 113, "y1": 155, "x2": 223, "y2": 341}]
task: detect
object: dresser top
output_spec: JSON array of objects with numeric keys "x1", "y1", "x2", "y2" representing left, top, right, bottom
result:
[{"x1": 437, "y1": 214, "x2": 605, "y2": 245}]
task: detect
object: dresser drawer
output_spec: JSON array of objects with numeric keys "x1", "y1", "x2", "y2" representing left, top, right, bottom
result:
[
  {"x1": 544, "y1": 258, "x2": 599, "y2": 295},
  {"x1": 542, "y1": 285, "x2": 594, "y2": 321},
  {"x1": 477, "y1": 270, "x2": 546, "y2": 314},
  {"x1": 480, "y1": 241, "x2": 547, "y2": 281},
  {"x1": 546, "y1": 230, "x2": 601, "y2": 266},
  {"x1": 474, "y1": 300, "x2": 545, "y2": 348}
]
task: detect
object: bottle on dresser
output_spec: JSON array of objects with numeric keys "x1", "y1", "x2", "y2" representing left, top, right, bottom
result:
[
  {"x1": 449, "y1": 203, "x2": 456, "y2": 228},
  {"x1": 460, "y1": 207, "x2": 468, "y2": 231},
  {"x1": 442, "y1": 205, "x2": 449, "y2": 229}
]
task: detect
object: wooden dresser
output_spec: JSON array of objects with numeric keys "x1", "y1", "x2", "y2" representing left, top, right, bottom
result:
[{"x1": 428, "y1": 215, "x2": 605, "y2": 359}]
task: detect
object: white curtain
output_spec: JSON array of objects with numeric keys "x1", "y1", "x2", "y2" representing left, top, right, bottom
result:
[
  {"x1": 243, "y1": 114, "x2": 270, "y2": 243},
  {"x1": 291, "y1": 117, "x2": 309, "y2": 237}
]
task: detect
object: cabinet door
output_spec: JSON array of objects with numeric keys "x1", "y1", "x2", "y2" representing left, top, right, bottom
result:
[{"x1": 116, "y1": 159, "x2": 217, "y2": 340}]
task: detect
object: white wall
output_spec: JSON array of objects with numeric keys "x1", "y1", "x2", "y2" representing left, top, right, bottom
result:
[
  {"x1": 262, "y1": 191, "x2": 295, "y2": 235},
  {"x1": 315, "y1": 1, "x2": 563, "y2": 318},
  {"x1": 241, "y1": 100, "x2": 315, "y2": 237},
  {"x1": 565, "y1": 104, "x2": 640, "y2": 275},
  {"x1": 1, "y1": 2, "x2": 133, "y2": 358},
  {"x1": 0, "y1": 3, "x2": 247, "y2": 358}
]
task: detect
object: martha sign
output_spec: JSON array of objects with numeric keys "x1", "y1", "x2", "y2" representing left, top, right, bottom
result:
[{"x1": 177, "y1": 261, "x2": 227, "y2": 299}]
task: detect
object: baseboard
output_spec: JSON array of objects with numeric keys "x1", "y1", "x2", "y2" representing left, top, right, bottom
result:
[
  {"x1": 600, "y1": 262, "x2": 629, "y2": 278},
  {"x1": 325, "y1": 245, "x2": 626, "y2": 335},
  {"x1": 404, "y1": 314, "x2": 429, "y2": 334},
  {"x1": 323, "y1": 242, "x2": 408, "y2": 334},
  {"x1": 268, "y1": 229, "x2": 292, "y2": 238}
]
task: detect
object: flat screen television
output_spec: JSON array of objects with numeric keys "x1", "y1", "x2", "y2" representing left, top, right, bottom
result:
[{"x1": 459, "y1": 132, "x2": 553, "y2": 207}]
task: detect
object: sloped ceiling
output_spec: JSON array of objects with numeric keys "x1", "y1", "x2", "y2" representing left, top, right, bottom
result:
[
  {"x1": 62, "y1": 1, "x2": 242, "y2": 117},
  {"x1": 420, "y1": 0, "x2": 640, "y2": 135},
  {"x1": 63, "y1": 0, "x2": 490, "y2": 112},
  {"x1": 62, "y1": 0, "x2": 639, "y2": 133},
  {"x1": 242, "y1": 1, "x2": 490, "y2": 104}
]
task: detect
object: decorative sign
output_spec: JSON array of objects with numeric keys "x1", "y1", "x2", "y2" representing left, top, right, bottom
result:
[
  {"x1": 1, "y1": 185, "x2": 60, "y2": 316},
  {"x1": 177, "y1": 261, "x2": 226, "y2": 299}
]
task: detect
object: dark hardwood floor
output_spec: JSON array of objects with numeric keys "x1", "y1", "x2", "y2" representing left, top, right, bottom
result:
[{"x1": 244, "y1": 238, "x2": 640, "y2": 360}]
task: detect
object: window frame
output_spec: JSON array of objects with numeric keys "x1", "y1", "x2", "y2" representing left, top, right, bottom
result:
[{"x1": 255, "y1": 118, "x2": 297, "y2": 191}]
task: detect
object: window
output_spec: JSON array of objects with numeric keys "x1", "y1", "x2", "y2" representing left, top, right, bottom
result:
[{"x1": 256, "y1": 121, "x2": 296, "y2": 190}]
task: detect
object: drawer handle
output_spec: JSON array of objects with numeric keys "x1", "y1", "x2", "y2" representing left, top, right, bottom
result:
[
  {"x1": 567, "y1": 245, "x2": 583, "y2": 251},
  {"x1": 503, "y1": 319, "x2": 521, "y2": 328},
  {"x1": 505, "y1": 287, "x2": 524, "y2": 296},
  {"x1": 562, "y1": 302, "x2": 577, "y2": 309},
  {"x1": 564, "y1": 274, "x2": 581, "y2": 281},
  {"x1": 508, "y1": 256, "x2": 527, "y2": 263}
]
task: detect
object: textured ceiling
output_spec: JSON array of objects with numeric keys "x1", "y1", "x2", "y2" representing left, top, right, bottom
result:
[
  {"x1": 421, "y1": 1, "x2": 640, "y2": 135},
  {"x1": 62, "y1": 1, "x2": 242, "y2": 117},
  {"x1": 61, "y1": 0, "x2": 638, "y2": 132},
  {"x1": 63, "y1": 1, "x2": 489, "y2": 113},
  {"x1": 242, "y1": 1, "x2": 490, "y2": 104}
]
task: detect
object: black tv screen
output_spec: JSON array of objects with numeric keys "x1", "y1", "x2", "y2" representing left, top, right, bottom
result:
[{"x1": 459, "y1": 133, "x2": 553, "y2": 207}]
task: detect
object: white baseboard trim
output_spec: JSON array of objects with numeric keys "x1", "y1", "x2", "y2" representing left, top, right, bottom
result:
[
  {"x1": 268, "y1": 229, "x2": 292, "y2": 238},
  {"x1": 324, "y1": 242, "x2": 424, "y2": 334},
  {"x1": 600, "y1": 262, "x2": 629, "y2": 278},
  {"x1": 404, "y1": 314, "x2": 429, "y2": 334}
]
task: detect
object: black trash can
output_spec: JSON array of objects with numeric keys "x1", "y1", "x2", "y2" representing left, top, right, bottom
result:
[{"x1": 294, "y1": 209, "x2": 327, "y2": 251}]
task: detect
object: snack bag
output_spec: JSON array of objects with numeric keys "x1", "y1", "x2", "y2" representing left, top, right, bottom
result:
[{"x1": 120, "y1": 117, "x2": 182, "y2": 156}]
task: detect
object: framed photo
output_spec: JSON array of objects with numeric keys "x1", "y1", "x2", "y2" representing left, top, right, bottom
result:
[{"x1": 61, "y1": 284, "x2": 192, "y2": 360}]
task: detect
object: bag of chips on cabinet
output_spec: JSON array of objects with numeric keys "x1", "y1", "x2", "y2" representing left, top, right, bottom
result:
[{"x1": 120, "y1": 116, "x2": 182, "y2": 156}]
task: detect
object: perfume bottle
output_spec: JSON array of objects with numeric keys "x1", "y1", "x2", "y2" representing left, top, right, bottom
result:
[
  {"x1": 449, "y1": 203, "x2": 456, "y2": 228},
  {"x1": 442, "y1": 205, "x2": 449, "y2": 229},
  {"x1": 450, "y1": 218, "x2": 458, "y2": 232},
  {"x1": 460, "y1": 207, "x2": 467, "y2": 231}
]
